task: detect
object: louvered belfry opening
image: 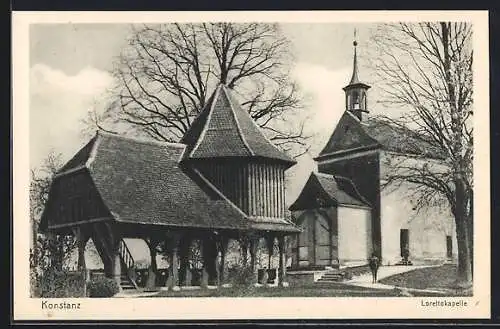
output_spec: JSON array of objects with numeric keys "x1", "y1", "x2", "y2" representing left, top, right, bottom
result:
[{"x1": 195, "y1": 159, "x2": 287, "y2": 219}]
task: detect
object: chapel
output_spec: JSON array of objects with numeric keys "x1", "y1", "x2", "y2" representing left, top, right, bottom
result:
[{"x1": 289, "y1": 38, "x2": 458, "y2": 269}]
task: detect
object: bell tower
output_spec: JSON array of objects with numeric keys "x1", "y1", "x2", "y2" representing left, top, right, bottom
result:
[{"x1": 342, "y1": 31, "x2": 371, "y2": 121}]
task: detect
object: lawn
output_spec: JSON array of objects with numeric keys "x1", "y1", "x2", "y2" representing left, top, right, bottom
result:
[
  {"x1": 148, "y1": 282, "x2": 402, "y2": 298},
  {"x1": 378, "y1": 264, "x2": 472, "y2": 296}
]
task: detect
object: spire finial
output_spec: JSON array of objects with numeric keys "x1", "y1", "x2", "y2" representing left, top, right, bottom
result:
[{"x1": 349, "y1": 28, "x2": 360, "y2": 85}]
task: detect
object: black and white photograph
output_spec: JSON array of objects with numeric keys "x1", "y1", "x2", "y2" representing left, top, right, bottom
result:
[{"x1": 13, "y1": 10, "x2": 490, "y2": 320}]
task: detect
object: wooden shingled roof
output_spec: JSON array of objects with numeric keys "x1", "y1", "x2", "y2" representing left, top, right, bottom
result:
[
  {"x1": 288, "y1": 172, "x2": 370, "y2": 211},
  {"x1": 41, "y1": 131, "x2": 300, "y2": 233},
  {"x1": 317, "y1": 111, "x2": 446, "y2": 160},
  {"x1": 180, "y1": 84, "x2": 296, "y2": 166}
]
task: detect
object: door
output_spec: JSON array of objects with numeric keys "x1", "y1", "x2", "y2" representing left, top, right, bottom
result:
[
  {"x1": 314, "y1": 213, "x2": 331, "y2": 266},
  {"x1": 400, "y1": 229, "x2": 409, "y2": 258},
  {"x1": 446, "y1": 235, "x2": 453, "y2": 259}
]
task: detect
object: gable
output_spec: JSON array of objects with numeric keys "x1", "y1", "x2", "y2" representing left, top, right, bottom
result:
[{"x1": 318, "y1": 112, "x2": 381, "y2": 157}]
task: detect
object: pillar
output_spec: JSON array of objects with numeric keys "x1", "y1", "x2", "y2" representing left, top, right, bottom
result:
[
  {"x1": 145, "y1": 239, "x2": 159, "y2": 291},
  {"x1": 278, "y1": 235, "x2": 287, "y2": 287},
  {"x1": 249, "y1": 237, "x2": 259, "y2": 284},
  {"x1": 200, "y1": 238, "x2": 210, "y2": 288},
  {"x1": 112, "y1": 243, "x2": 122, "y2": 289},
  {"x1": 165, "y1": 233, "x2": 180, "y2": 291},
  {"x1": 73, "y1": 226, "x2": 89, "y2": 296},
  {"x1": 217, "y1": 236, "x2": 229, "y2": 286},
  {"x1": 239, "y1": 236, "x2": 249, "y2": 266},
  {"x1": 265, "y1": 234, "x2": 275, "y2": 269}
]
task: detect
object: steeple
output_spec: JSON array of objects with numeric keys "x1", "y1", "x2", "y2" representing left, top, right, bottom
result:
[{"x1": 343, "y1": 29, "x2": 371, "y2": 121}]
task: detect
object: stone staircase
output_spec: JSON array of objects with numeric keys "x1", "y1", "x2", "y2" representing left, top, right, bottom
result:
[{"x1": 315, "y1": 269, "x2": 346, "y2": 283}]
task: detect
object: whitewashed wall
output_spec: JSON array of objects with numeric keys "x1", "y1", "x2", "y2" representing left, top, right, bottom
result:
[
  {"x1": 379, "y1": 151, "x2": 457, "y2": 265},
  {"x1": 337, "y1": 206, "x2": 372, "y2": 265}
]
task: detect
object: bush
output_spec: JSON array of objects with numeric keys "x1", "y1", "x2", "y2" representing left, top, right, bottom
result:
[
  {"x1": 34, "y1": 269, "x2": 85, "y2": 298},
  {"x1": 227, "y1": 265, "x2": 256, "y2": 286},
  {"x1": 86, "y1": 277, "x2": 120, "y2": 298}
]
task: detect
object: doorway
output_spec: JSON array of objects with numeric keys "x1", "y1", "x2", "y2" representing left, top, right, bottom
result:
[{"x1": 400, "y1": 229, "x2": 409, "y2": 258}]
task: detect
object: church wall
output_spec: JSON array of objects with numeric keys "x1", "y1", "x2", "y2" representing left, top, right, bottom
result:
[
  {"x1": 337, "y1": 206, "x2": 372, "y2": 265},
  {"x1": 379, "y1": 152, "x2": 457, "y2": 265},
  {"x1": 318, "y1": 151, "x2": 381, "y2": 258}
]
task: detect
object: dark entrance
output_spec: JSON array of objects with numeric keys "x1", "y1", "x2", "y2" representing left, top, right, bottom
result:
[
  {"x1": 446, "y1": 235, "x2": 453, "y2": 259},
  {"x1": 400, "y1": 229, "x2": 409, "y2": 257}
]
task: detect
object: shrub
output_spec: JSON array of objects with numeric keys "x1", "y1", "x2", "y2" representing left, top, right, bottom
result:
[
  {"x1": 227, "y1": 265, "x2": 256, "y2": 286},
  {"x1": 35, "y1": 269, "x2": 85, "y2": 298},
  {"x1": 87, "y1": 277, "x2": 120, "y2": 298}
]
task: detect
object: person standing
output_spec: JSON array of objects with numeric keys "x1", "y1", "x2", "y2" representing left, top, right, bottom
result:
[{"x1": 369, "y1": 253, "x2": 380, "y2": 284}]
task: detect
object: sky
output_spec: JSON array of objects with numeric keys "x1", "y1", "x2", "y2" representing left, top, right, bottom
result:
[{"x1": 29, "y1": 22, "x2": 381, "y2": 204}]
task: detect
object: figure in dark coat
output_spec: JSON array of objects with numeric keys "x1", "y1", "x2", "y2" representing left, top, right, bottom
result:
[{"x1": 368, "y1": 253, "x2": 380, "y2": 284}]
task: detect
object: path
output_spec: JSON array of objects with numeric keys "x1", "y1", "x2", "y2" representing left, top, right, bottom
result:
[{"x1": 343, "y1": 265, "x2": 438, "y2": 290}]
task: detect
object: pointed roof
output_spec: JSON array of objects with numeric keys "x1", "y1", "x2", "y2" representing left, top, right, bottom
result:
[
  {"x1": 41, "y1": 131, "x2": 301, "y2": 233},
  {"x1": 180, "y1": 84, "x2": 296, "y2": 166},
  {"x1": 317, "y1": 111, "x2": 381, "y2": 158},
  {"x1": 343, "y1": 39, "x2": 370, "y2": 91},
  {"x1": 289, "y1": 172, "x2": 370, "y2": 211},
  {"x1": 316, "y1": 111, "x2": 446, "y2": 160}
]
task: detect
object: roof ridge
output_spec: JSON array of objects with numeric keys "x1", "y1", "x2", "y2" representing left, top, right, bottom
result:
[
  {"x1": 189, "y1": 86, "x2": 221, "y2": 157},
  {"x1": 222, "y1": 85, "x2": 255, "y2": 156},
  {"x1": 97, "y1": 130, "x2": 187, "y2": 149},
  {"x1": 85, "y1": 131, "x2": 102, "y2": 169}
]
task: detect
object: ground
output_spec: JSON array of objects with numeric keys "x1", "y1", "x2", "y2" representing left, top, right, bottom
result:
[
  {"x1": 148, "y1": 282, "x2": 402, "y2": 298},
  {"x1": 116, "y1": 264, "x2": 470, "y2": 298},
  {"x1": 378, "y1": 264, "x2": 472, "y2": 296}
]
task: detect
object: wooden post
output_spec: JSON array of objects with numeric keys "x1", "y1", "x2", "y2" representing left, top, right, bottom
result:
[
  {"x1": 278, "y1": 235, "x2": 287, "y2": 287},
  {"x1": 165, "y1": 233, "x2": 180, "y2": 291},
  {"x1": 239, "y1": 236, "x2": 249, "y2": 266},
  {"x1": 217, "y1": 235, "x2": 229, "y2": 286},
  {"x1": 200, "y1": 238, "x2": 209, "y2": 288},
  {"x1": 145, "y1": 239, "x2": 159, "y2": 291},
  {"x1": 179, "y1": 236, "x2": 192, "y2": 286},
  {"x1": 266, "y1": 234, "x2": 275, "y2": 269},
  {"x1": 249, "y1": 237, "x2": 258, "y2": 284},
  {"x1": 73, "y1": 226, "x2": 89, "y2": 296},
  {"x1": 112, "y1": 241, "x2": 122, "y2": 290}
]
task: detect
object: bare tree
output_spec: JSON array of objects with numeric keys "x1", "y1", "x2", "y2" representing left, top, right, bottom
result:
[
  {"x1": 369, "y1": 22, "x2": 473, "y2": 286},
  {"x1": 89, "y1": 23, "x2": 310, "y2": 157}
]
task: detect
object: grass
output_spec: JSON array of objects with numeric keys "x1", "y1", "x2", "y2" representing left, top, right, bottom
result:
[
  {"x1": 378, "y1": 264, "x2": 472, "y2": 296},
  {"x1": 147, "y1": 282, "x2": 402, "y2": 298}
]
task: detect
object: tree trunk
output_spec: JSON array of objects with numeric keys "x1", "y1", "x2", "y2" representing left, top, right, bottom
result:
[{"x1": 455, "y1": 216, "x2": 472, "y2": 286}]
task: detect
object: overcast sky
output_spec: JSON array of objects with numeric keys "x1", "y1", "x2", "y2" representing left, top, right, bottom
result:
[{"x1": 29, "y1": 22, "x2": 382, "y2": 202}]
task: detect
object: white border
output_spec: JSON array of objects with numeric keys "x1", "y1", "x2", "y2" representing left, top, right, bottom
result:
[{"x1": 13, "y1": 10, "x2": 490, "y2": 320}]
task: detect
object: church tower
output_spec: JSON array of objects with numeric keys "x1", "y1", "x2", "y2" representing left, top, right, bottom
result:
[
  {"x1": 314, "y1": 31, "x2": 382, "y2": 259},
  {"x1": 342, "y1": 35, "x2": 371, "y2": 121}
]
